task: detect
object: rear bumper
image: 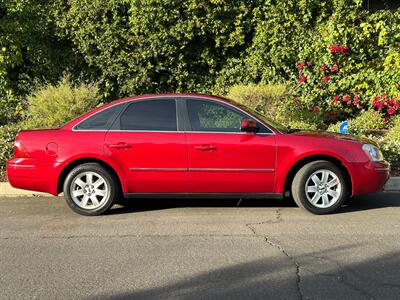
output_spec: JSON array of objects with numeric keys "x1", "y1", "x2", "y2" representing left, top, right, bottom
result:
[
  {"x1": 6, "y1": 158, "x2": 60, "y2": 195},
  {"x1": 351, "y1": 161, "x2": 390, "y2": 196}
]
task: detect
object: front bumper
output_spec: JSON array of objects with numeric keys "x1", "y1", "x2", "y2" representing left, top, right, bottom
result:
[
  {"x1": 351, "y1": 160, "x2": 390, "y2": 196},
  {"x1": 6, "y1": 158, "x2": 60, "y2": 195}
]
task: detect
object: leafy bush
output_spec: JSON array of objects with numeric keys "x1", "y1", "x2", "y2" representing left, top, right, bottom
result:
[
  {"x1": 227, "y1": 83, "x2": 325, "y2": 131},
  {"x1": 217, "y1": 1, "x2": 399, "y2": 125},
  {"x1": 227, "y1": 84, "x2": 323, "y2": 130},
  {"x1": 227, "y1": 84, "x2": 285, "y2": 117},
  {"x1": 0, "y1": 77, "x2": 100, "y2": 181},
  {"x1": 328, "y1": 110, "x2": 386, "y2": 135},
  {"x1": 0, "y1": 124, "x2": 21, "y2": 181},
  {"x1": 0, "y1": 0, "x2": 84, "y2": 124},
  {"x1": 22, "y1": 77, "x2": 100, "y2": 129},
  {"x1": 0, "y1": 93, "x2": 23, "y2": 126},
  {"x1": 286, "y1": 120, "x2": 318, "y2": 131},
  {"x1": 348, "y1": 111, "x2": 386, "y2": 135},
  {"x1": 380, "y1": 125, "x2": 400, "y2": 171},
  {"x1": 388, "y1": 120, "x2": 400, "y2": 169},
  {"x1": 55, "y1": 0, "x2": 259, "y2": 97},
  {"x1": 390, "y1": 115, "x2": 400, "y2": 128},
  {"x1": 289, "y1": 6, "x2": 400, "y2": 124},
  {"x1": 385, "y1": 118, "x2": 400, "y2": 142}
]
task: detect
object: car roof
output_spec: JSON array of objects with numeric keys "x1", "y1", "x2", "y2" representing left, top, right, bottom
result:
[{"x1": 110, "y1": 93, "x2": 228, "y2": 105}]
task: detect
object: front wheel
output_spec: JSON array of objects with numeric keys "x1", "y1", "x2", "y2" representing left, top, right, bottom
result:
[
  {"x1": 63, "y1": 163, "x2": 119, "y2": 216},
  {"x1": 291, "y1": 160, "x2": 348, "y2": 214}
]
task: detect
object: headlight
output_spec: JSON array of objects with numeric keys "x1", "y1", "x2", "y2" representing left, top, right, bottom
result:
[{"x1": 362, "y1": 144, "x2": 384, "y2": 162}]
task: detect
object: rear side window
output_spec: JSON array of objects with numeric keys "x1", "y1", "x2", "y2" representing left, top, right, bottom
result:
[
  {"x1": 119, "y1": 99, "x2": 177, "y2": 131},
  {"x1": 74, "y1": 104, "x2": 124, "y2": 130}
]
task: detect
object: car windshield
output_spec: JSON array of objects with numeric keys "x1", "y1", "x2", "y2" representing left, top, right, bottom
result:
[{"x1": 224, "y1": 97, "x2": 289, "y2": 133}]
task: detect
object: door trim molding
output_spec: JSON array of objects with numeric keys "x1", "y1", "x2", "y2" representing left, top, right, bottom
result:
[
  {"x1": 189, "y1": 168, "x2": 275, "y2": 172},
  {"x1": 129, "y1": 167, "x2": 275, "y2": 172},
  {"x1": 129, "y1": 168, "x2": 187, "y2": 172}
]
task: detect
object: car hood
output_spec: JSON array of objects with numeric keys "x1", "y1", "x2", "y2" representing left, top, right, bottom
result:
[{"x1": 288, "y1": 130, "x2": 378, "y2": 146}]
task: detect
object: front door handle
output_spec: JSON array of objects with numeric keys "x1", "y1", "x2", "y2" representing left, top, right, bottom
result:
[
  {"x1": 194, "y1": 144, "x2": 217, "y2": 151},
  {"x1": 107, "y1": 142, "x2": 132, "y2": 149}
]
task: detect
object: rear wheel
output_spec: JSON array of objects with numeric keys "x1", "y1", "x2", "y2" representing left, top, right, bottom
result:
[
  {"x1": 63, "y1": 163, "x2": 119, "y2": 216},
  {"x1": 291, "y1": 160, "x2": 348, "y2": 214}
]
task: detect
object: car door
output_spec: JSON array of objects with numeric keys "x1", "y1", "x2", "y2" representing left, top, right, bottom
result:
[
  {"x1": 104, "y1": 98, "x2": 188, "y2": 193},
  {"x1": 184, "y1": 98, "x2": 276, "y2": 193}
]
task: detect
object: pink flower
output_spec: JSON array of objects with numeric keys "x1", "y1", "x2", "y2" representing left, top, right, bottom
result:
[
  {"x1": 329, "y1": 44, "x2": 349, "y2": 54},
  {"x1": 329, "y1": 44, "x2": 339, "y2": 53},
  {"x1": 388, "y1": 107, "x2": 396, "y2": 115},
  {"x1": 373, "y1": 96, "x2": 381, "y2": 108},
  {"x1": 297, "y1": 62, "x2": 306, "y2": 70},
  {"x1": 333, "y1": 95, "x2": 340, "y2": 103},
  {"x1": 320, "y1": 65, "x2": 327, "y2": 72},
  {"x1": 322, "y1": 75, "x2": 330, "y2": 83},
  {"x1": 330, "y1": 64, "x2": 340, "y2": 73},
  {"x1": 353, "y1": 96, "x2": 359, "y2": 105},
  {"x1": 299, "y1": 74, "x2": 307, "y2": 83},
  {"x1": 343, "y1": 95, "x2": 351, "y2": 103},
  {"x1": 389, "y1": 99, "x2": 398, "y2": 108}
]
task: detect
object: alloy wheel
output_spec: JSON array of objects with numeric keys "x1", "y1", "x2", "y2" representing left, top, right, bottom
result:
[
  {"x1": 304, "y1": 169, "x2": 342, "y2": 208},
  {"x1": 69, "y1": 171, "x2": 109, "y2": 210}
]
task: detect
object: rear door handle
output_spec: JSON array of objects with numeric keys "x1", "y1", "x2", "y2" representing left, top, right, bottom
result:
[
  {"x1": 107, "y1": 142, "x2": 132, "y2": 149},
  {"x1": 194, "y1": 144, "x2": 217, "y2": 151}
]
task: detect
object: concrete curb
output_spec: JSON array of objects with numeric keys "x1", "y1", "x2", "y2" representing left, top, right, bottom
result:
[
  {"x1": 0, "y1": 177, "x2": 399, "y2": 197},
  {"x1": 0, "y1": 182, "x2": 51, "y2": 197}
]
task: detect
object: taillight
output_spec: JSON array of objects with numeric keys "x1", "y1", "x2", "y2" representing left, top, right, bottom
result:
[{"x1": 14, "y1": 137, "x2": 31, "y2": 158}]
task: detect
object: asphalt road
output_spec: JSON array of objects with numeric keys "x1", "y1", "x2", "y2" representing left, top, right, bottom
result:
[{"x1": 1, "y1": 193, "x2": 400, "y2": 300}]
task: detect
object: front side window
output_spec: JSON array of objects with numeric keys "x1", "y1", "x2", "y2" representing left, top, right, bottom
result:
[
  {"x1": 119, "y1": 99, "x2": 177, "y2": 131},
  {"x1": 187, "y1": 99, "x2": 247, "y2": 132},
  {"x1": 74, "y1": 103, "x2": 124, "y2": 130}
]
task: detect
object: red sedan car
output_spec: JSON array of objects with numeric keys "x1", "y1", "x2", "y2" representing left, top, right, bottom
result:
[{"x1": 7, "y1": 94, "x2": 390, "y2": 215}]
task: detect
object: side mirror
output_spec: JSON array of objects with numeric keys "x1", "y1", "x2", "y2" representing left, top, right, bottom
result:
[{"x1": 240, "y1": 119, "x2": 258, "y2": 133}]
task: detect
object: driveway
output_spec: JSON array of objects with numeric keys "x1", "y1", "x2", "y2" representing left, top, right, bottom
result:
[{"x1": 1, "y1": 193, "x2": 400, "y2": 299}]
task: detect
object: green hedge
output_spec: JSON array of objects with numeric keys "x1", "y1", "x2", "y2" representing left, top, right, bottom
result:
[
  {"x1": 22, "y1": 76, "x2": 100, "y2": 129},
  {"x1": 2, "y1": 1, "x2": 400, "y2": 107},
  {"x1": 0, "y1": 124, "x2": 21, "y2": 181},
  {"x1": 327, "y1": 110, "x2": 386, "y2": 135},
  {"x1": 0, "y1": 78, "x2": 99, "y2": 179},
  {"x1": 227, "y1": 84, "x2": 285, "y2": 120},
  {"x1": 226, "y1": 84, "x2": 320, "y2": 130},
  {"x1": 380, "y1": 118, "x2": 400, "y2": 169}
]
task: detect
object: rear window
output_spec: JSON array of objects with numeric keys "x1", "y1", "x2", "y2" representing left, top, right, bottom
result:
[
  {"x1": 119, "y1": 99, "x2": 177, "y2": 131},
  {"x1": 74, "y1": 104, "x2": 124, "y2": 130}
]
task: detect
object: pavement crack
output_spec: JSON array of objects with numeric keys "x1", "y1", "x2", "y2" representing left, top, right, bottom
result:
[
  {"x1": 245, "y1": 208, "x2": 282, "y2": 233},
  {"x1": 265, "y1": 236, "x2": 303, "y2": 300},
  {"x1": 246, "y1": 208, "x2": 303, "y2": 300}
]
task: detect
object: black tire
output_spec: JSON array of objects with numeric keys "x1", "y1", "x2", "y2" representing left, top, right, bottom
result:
[
  {"x1": 63, "y1": 163, "x2": 119, "y2": 216},
  {"x1": 291, "y1": 160, "x2": 348, "y2": 214}
]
